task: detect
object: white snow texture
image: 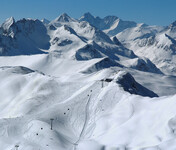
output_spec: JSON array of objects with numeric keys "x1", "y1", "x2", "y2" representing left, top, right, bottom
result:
[{"x1": 0, "y1": 13, "x2": 176, "y2": 150}]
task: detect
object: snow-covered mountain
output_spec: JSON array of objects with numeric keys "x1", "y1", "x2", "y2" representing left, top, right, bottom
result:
[
  {"x1": 116, "y1": 22, "x2": 176, "y2": 75},
  {"x1": 48, "y1": 14, "x2": 163, "y2": 74},
  {"x1": 0, "y1": 17, "x2": 50, "y2": 55},
  {"x1": 0, "y1": 13, "x2": 163, "y2": 75},
  {"x1": 163, "y1": 21, "x2": 176, "y2": 39},
  {"x1": 0, "y1": 13, "x2": 176, "y2": 150},
  {"x1": 79, "y1": 13, "x2": 176, "y2": 75},
  {"x1": 116, "y1": 23, "x2": 163, "y2": 42},
  {"x1": 80, "y1": 12, "x2": 137, "y2": 36}
]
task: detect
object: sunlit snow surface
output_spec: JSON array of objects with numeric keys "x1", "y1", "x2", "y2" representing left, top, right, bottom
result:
[
  {"x1": 0, "y1": 55, "x2": 176, "y2": 150},
  {"x1": 0, "y1": 13, "x2": 176, "y2": 150}
]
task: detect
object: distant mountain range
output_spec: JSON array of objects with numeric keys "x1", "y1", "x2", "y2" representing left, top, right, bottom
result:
[{"x1": 0, "y1": 12, "x2": 176, "y2": 75}]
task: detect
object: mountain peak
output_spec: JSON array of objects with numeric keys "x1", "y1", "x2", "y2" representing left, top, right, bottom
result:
[
  {"x1": 83, "y1": 12, "x2": 94, "y2": 18},
  {"x1": 56, "y1": 13, "x2": 75, "y2": 22},
  {"x1": 80, "y1": 13, "x2": 137, "y2": 36},
  {"x1": 5, "y1": 17, "x2": 15, "y2": 23},
  {"x1": 169, "y1": 21, "x2": 176, "y2": 28},
  {"x1": 61, "y1": 13, "x2": 69, "y2": 17},
  {"x1": 41, "y1": 18, "x2": 50, "y2": 25},
  {"x1": 80, "y1": 12, "x2": 100, "y2": 21},
  {"x1": 1, "y1": 17, "x2": 15, "y2": 30},
  {"x1": 103, "y1": 15, "x2": 119, "y2": 21}
]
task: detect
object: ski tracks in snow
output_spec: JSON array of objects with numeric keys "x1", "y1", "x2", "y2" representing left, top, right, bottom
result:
[{"x1": 73, "y1": 92, "x2": 92, "y2": 150}]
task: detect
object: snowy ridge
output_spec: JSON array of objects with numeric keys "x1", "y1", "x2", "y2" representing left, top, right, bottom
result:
[
  {"x1": 115, "y1": 71, "x2": 158, "y2": 97},
  {"x1": 116, "y1": 22, "x2": 176, "y2": 75},
  {"x1": 121, "y1": 57, "x2": 163, "y2": 74},
  {"x1": 80, "y1": 12, "x2": 137, "y2": 36}
]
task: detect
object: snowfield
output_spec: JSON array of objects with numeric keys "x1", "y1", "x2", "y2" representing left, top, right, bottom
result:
[{"x1": 0, "y1": 13, "x2": 176, "y2": 150}]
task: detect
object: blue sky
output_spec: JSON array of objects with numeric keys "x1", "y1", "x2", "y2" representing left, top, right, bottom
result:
[{"x1": 0, "y1": 0, "x2": 176, "y2": 26}]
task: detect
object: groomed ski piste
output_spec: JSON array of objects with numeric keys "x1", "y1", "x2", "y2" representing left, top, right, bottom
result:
[{"x1": 0, "y1": 13, "x2": 176, "y2": 150}]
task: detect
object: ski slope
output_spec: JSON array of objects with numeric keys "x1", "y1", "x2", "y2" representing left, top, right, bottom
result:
[
  {"x1": 0, "y1": 13, "x2": 176, "y2": 150},
  {"x1": 0, "y1": 55, "x2": 176, "y2": 150}
]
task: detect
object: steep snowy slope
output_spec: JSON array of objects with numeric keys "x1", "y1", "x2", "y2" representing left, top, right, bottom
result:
[
  {"x1": 79, "y1": 12, "x2": 137, "y2": 36},
  {"x1": 121, "y1": 57, "x2": 162, "y2": 74},
  {"x1": 116, "y1": 23, "x2": 176, "y2": 75},
  {"x1": 116, "y1": 23, "x2": 163, "y2": 43}
]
